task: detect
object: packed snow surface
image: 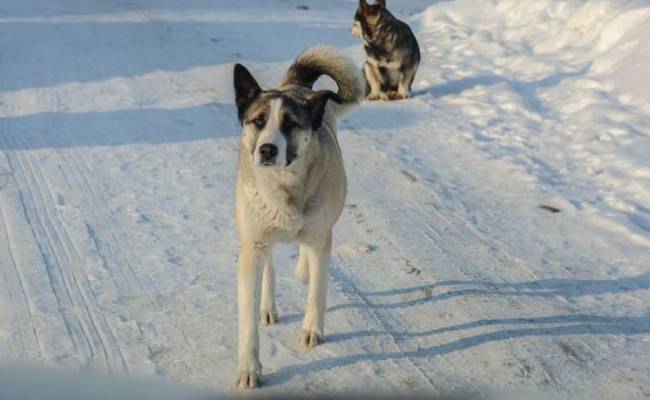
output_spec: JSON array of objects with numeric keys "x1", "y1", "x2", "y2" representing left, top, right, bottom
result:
[{"x1": 0, "y1": 0, "x2": 648, "y2": 398}]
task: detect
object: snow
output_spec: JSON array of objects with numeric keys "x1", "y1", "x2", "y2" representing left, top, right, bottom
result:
[{"x1": 0, "y1": 0, "x2": 648, "y2": 398}]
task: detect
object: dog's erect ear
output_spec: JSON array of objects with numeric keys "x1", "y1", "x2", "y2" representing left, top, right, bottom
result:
[
  {"x1": 233, "y1": 63, "x2": 261, "y2": 123},
  {"x1": 359, "y1": 0, "x2": 369, "y2": 12},
  {"x1": 307, "y1": 90, "x2": 342, "y2": 131},
  {"x1": 360, "y1": 0, "x2": 380, "y2": 15},
  {"x1": 375, "y1": 0, "x2": 386, "y2": 8}
]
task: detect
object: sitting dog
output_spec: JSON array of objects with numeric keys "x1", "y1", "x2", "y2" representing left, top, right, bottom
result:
[
  {"x1": 351, "y1": 0, "x2": 421, "y2": 100},
  {"x1": 232, "y1": 47, "x2": 363, "y2": 389}
]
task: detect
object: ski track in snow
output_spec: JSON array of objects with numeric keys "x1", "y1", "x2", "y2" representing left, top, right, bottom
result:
[{"x1": 0, "y1": 0, "x2": 648, "y2": 398}]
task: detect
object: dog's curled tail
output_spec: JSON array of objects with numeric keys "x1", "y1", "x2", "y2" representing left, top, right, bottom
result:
[{"x1": 283, "y1": 46, "x2": 363, "y2": 116}]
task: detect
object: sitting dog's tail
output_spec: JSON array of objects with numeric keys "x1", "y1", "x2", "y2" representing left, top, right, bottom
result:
[{"x1": 283, "y1": 46, "x2": 363, "y2": 116}]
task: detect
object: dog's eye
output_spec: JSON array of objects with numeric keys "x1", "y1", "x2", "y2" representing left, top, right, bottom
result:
[
  {"x1": 282, "y1": 117, "x2": 297, "y2": 131},
  {"x1": 251, "y1": 116, "x2": 266, "y2": 129}
]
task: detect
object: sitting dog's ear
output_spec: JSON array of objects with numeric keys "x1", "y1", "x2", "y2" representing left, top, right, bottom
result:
[
  {"x1": 307, "y1": 90, "x2": 342, "y2": 131},
  {"x1": 359, "y1": 0, "x2": 369, "y2": 12},
  {"x1": 233, "y1": 64, "x2": 261, "y2": 123}
]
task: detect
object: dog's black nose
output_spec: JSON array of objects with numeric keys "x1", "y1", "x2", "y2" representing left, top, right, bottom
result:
[{"x1": 259, "y1": 143, "x2": 278, "y2": 162}]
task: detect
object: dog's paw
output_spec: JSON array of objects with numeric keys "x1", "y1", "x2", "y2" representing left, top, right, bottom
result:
[
  {"x1": 236, "y1": 370, "x2": 261, "y2": 389},
  {"x1": 298, "y1": 329, "x2": 323, "y2": 348},
  {"x1": 366, "y1": 93, "x2": 381, "y2": 101},
  {"x1": 393, "y1": 92, "x2": 410, "y2": 100},
  {"x1": 260, "y1": 309, "x2": 278, "y2": 326},
  {"x1": 382, "y1": 91, "x2": 405, "y2": 100},
  {"x1": 379, "y1": 91, "x2": 392, "y2": 101}
]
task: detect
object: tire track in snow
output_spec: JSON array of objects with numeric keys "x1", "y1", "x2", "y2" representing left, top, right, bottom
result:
[
  {"x1": 17, "y1": 139, "x2": 115, "y2": 369},
  {"x1": 51, "y1": 103, "x2": 239, "y2": 375},
  {"x1": 63, "y1": 141, "x2": 214, "y2": 374},
  {"x1": 64, "y1": 153, "x2": 157, "y2": 301},
  {"x1": 336, "y1": 119, "x2": 606, "y2": 390},
  {"x1": 28, "y1": 148, "x2": 123, "y2": 370},
  {"x1": 329, "y1": 256, "x2": 439, "y2": 392},
  {"x1": 72, "y1": 152, "x2": 164, "y2": 304},
  {"x1": 0, "y1": 144, "x2": 39, "y2": 357},
  {"x1": 0, "y1": 131, "x2": 130, "y2": 371},
  {"x1": 339, "y1": 123, "x2": 502, "y2": 383},
  {"x1": 340, "y1": 102, "x2": 634, "y2": 389},
  {"x1": 1, "y1": 134, "x2": 83, "y2": 358},
  {"x1": 0, "y1": 201, "x2": 41, "y2": 357},
  {"x1": 366, "y1": 110, "x2": 619, "y2": 375},
  {"x1": 330, "y1": 126, "x2": 477, "y2": 389},
  {"x1": 60, "y1": 151, "x2": 170, "y2": 371}
]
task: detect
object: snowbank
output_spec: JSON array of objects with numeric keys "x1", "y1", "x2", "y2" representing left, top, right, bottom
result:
[{"x1": 417, "y1": 0, "x2": 650, "y2": 247}]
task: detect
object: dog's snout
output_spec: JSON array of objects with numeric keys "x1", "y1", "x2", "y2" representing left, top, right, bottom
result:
[{"x1": 259, "y1": 143, "x2": 278, "y2": 163}]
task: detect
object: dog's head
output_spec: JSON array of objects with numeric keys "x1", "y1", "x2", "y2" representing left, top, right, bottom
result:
[
  {"x1": 351, "y1": 0, "x2": 386, "y2": 39},
  {"x1": 233, "y1": 64, "x2": 341, "y2": 169}
]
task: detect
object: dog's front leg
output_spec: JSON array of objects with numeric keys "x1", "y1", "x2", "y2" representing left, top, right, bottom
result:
[
  {"x1": 260, "y1": 257, "x2": 278, "y2": 326},
  {"x1": 294, "y1": 245, "x2": 310, "y2": 285},
  {"x1": 236, "y1": 245, "x2": 267, "y2": 389},
  {"x1": 298, "y1": 232, "x2": 332, "y2": 348},
  {"x1": 363, "y1": 62, "x2": 383, "y2": 100}
]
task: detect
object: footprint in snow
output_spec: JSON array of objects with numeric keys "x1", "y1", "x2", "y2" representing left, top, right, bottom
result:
[{"x1": 337, "y1": 243, "x2": 377, "y2": 255}]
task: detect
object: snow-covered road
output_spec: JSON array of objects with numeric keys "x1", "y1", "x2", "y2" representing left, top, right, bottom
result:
[{"x1": 0, "y1": 0, "x2": 648, "y2": 398}]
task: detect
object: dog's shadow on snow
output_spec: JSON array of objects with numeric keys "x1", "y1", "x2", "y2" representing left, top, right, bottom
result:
[
  {"x1": 267, "y1": 313, "x2": 650, "y2": 386},
  {"x1": 413, "y1": 64, "x2": 591, "y2": 113},
  {"x1": 342, "y1": 102, "x2": 427, "y2": 132},
  {"x1": 331, "y1": 271, "x2": 650, "y2": 311},
  {"x1": 269, "y1": 272, "x2": 650, "y2": 386}
]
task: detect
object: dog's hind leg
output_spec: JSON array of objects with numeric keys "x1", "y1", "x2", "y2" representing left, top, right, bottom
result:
[
  {"x1": 236, "y1": 245, "x2": 267, "y2": 389},
  {"x1": 396, "y1": 66, "x2": 417, "y2": 99},
  {"x1": 298, "y1": 232, "x2": 332, "y2": 348},
  {"x1": 294, "y1": 245, "x2": 310, "y2": 285},
  {"x1": 260, "y1": 257, "x2": 278, "y2": 326}
]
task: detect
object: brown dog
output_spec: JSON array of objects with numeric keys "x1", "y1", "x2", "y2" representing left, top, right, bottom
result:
[{"x1": 351, "y1": 0, "x2": 421, "y2": 100}]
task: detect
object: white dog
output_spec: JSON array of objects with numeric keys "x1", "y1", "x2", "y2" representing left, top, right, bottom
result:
[{"x1": 232, "y1": 47, "x2": 363, "y2": 389}]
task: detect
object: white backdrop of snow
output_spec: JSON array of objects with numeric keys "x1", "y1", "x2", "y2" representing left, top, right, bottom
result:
[{"x1": 0, "y1": 0, "x2": 648, "y2": 398}]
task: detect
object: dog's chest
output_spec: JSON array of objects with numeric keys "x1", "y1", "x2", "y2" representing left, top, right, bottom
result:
[
  {"x1": 246, "y1": 186, "x2": 305, "y2": 240},
  {"x1": 368, "y1": 56, "x2": 401, "y2": 71}
]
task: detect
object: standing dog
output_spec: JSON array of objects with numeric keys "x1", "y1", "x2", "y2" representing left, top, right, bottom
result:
[
  {"x1": 351, "y1": 0, "x2": 420, "y2": 100},
  {"x1": 232, "y1": 47, "x2": 363, "y2": 389}
]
